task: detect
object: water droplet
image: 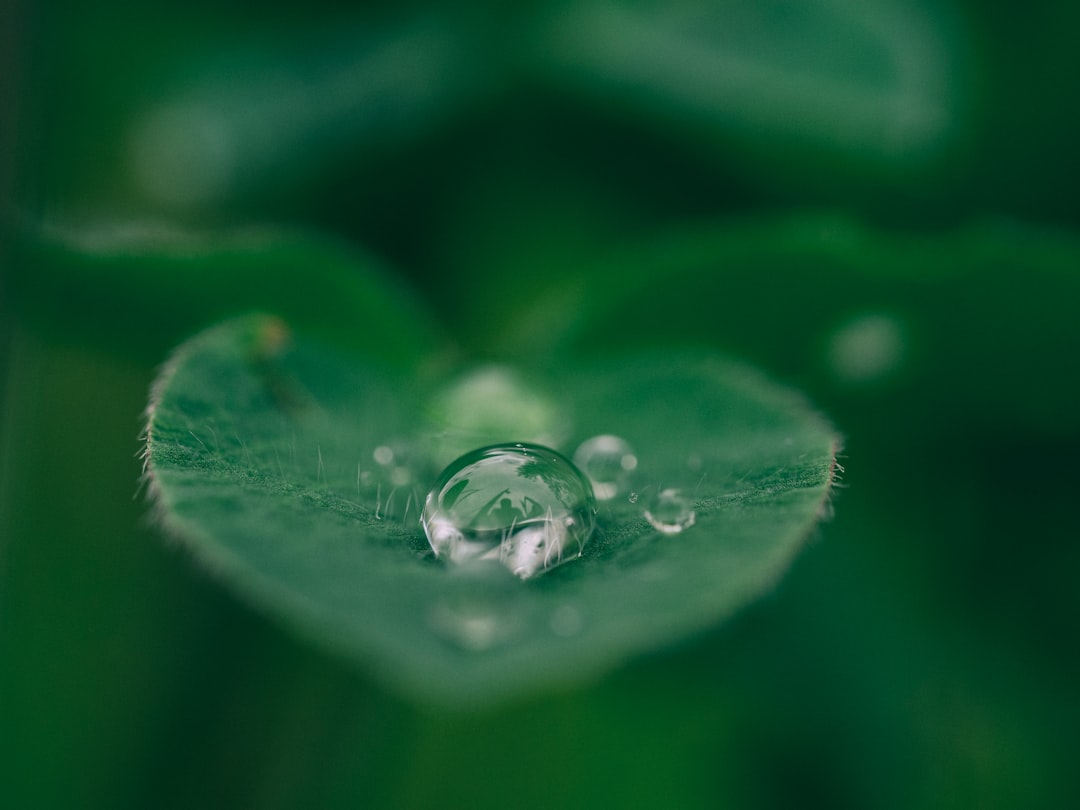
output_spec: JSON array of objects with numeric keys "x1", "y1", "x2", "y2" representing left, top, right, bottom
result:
[
  {"x1": 827, "y1": 312, "x2": 906, "y2": 384},
  {"x1": 644, "y1": 488, "x2": 696, "y2": 535},
  {"x1": 371, "y1": 440, "x2": 425, "y2": 491},
  {"x1": 628, "y1": 491, "x2": 639, "y2": 504},
  {"x1": 573, "y1": 434, "x2": 637, "y2": 501},
  {"x1": 550, "y1": 604, "x2": 583, "y2": 637},
  {"x1": 422, "y1": 443, "x2": 597, "y2": 579},
  {"x1": 429, "y1": 562, "x2": 522, "y2": 652}
]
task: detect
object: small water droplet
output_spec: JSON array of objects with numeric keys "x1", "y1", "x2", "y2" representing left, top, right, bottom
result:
[
  {"x1": 371, "y1": 440, "x2": 427, "y2": 494},
  {"x1": 827, "y1": 312, "x2": 906, "y2": 384},
  {"x1": 628, "y1": 491, "x2": 639, "y2": 504},
  {"x1": 360, "y1": 446, "x2": 424, "y2": 522},
  {"x1": 429, "y1": 562, "x2": 522, "y2": 652},
  {"x1": 573, "y1": 434, "x2": 637, "y2": 501},
  {"x1": 549, "y1": 604, "x2": 583, "y2": 637},
  {"x1": 644, "y1": 488, "x2": 696, "y2": 535},
  {"x1": 421, "y1": 443, "x2": 597, "y2": 579}
]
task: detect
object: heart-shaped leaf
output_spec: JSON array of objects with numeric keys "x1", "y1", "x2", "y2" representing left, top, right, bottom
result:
[{"x1": 144, "y1": 315, "x2": 840, "y2": 705}]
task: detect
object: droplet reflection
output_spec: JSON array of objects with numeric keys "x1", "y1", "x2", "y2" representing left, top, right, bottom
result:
[{"x1": 429, "y1": 562, "x2": 522, "y2": 651}]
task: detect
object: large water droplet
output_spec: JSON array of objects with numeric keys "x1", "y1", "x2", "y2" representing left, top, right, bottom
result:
[
  {"x1": 421, "y1": 443, "x2": 597, "y2": 579},
  {"x1": 573, "y1": 434, "x2": 637, "y2": 501},
  {"x1": 644, "y1": 488, "x2": 696, "y2": 535}
]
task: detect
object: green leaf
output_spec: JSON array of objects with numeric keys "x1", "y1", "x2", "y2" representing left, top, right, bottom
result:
[
  {"x1": 6, "y1": 223, "x2": 439, "y2": 365},
  {"x1": 121, "y1": 16, "x2": 492, "y2": 211},
  {"x1": 458, "y1": 214, "x2": 1080, "y2": 436},
  {"x1": 144, "y1": 314, "x2": 840, "y2": 705},
  {"x1": 527, "y1": 0, "x2": 961, "y2": 163}
]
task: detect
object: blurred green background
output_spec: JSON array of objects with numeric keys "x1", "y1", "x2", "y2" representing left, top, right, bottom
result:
[{"x1": 2, "y1": 1, "x2": 1079, "y2": 808}]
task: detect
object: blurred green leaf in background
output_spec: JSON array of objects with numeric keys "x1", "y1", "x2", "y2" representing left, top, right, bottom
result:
[{"x1": 3, "y1": 1, "x2": 1079, "y2": 808}]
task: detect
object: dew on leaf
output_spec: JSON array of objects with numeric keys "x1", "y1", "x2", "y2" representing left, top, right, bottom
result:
[
  {"x1": 144, "y1": 315, "x2": 841, "y2": 702},
  {"x1": 644, "y1": 488, "x2": 696, "y2": 535},
  {"x1": 421, "y1": 443, "x2": 597, "y2": 579},
  {"x1": 573, "y1": 434, "x2": 638, "y2": 501},
  {"x1": 373, "y1": 441, "x2": 420, "y2": 483},
  {"x1": 549, "y1": 604, "x2": 583, "y2": 638},
  {"x1": 827, "y1": 312, "x2": 906, "y2": 384}
]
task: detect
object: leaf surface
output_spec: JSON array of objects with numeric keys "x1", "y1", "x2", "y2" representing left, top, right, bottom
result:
[{"x1": 145, "y1": 315, "x2": 840, "y2": 705}]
